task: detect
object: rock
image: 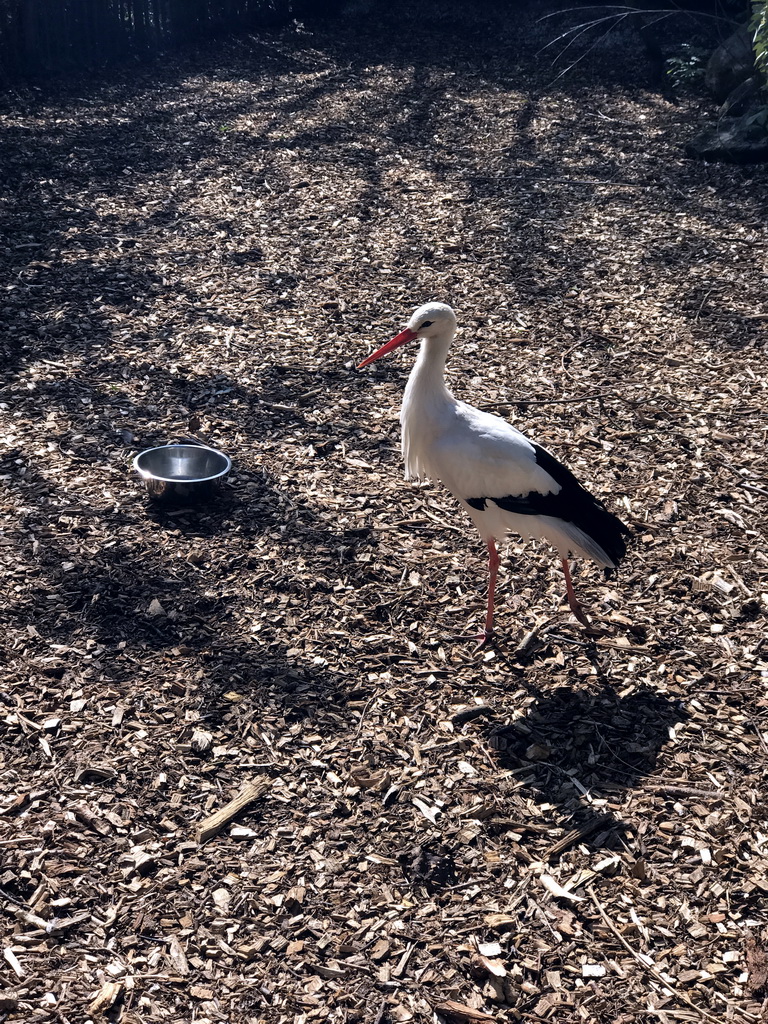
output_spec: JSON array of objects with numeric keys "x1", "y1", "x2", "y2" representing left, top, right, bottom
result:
[
  {"x1": 705, "y1": 27, "x2": 756, "y2": 102},
  {"x1": 719, "y1": 77, "x2": 762, "y2": 117},
  {"x1": 686, "y1": 110, "x2": 768, "y2": 163}
]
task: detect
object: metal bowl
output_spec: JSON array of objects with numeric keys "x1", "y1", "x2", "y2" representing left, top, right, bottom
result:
[{"x1": 133, "y1": 444, "x2": 231, "y2": 503}]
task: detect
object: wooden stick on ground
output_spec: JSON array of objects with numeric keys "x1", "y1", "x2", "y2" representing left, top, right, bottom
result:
[
  {"x1": 587, "y1": 886, "x2": 759, "y2": 1024},
  {"x1": 196, "y1": 776, "x2": 271, "y2": 844}
]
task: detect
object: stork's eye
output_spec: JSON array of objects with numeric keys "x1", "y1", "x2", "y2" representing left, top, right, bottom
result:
[{"x1": 420, "y1": 320, "x2": 433, "y2": 329}]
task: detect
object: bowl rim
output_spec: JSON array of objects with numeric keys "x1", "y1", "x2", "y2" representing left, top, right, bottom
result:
[{"x1": 132, "y1": 444, "x2": 232, "y2": 484}]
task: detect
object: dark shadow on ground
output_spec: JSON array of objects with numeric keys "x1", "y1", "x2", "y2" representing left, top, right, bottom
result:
[
  {"x1": 1, "y1": 0, "x2": 764, "y2": 414},
  {"x1": 481, "y1": 677, "x2": 687, "y2": 854}
]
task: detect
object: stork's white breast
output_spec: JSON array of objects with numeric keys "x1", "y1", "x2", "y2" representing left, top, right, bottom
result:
[{"x1": 402, "y1": 398, "x2": 560, "y2": 502}]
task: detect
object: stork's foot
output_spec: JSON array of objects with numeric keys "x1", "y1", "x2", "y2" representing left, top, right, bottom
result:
[
  {"x1": 560, "y1": 558, "x2": 603, "y2": 635},
  {"x1": 475, "y1": 628, "x2": 495, "y2": 650},
  {"x1": 451, "y1": 627, "x2": 495, "y2": 648},
  {"x1": 565, "y1": 602, "x2": 608, "y2": 637},
  {"x1": 570, "y1": 601, "x2": 593, "y2": 630}
]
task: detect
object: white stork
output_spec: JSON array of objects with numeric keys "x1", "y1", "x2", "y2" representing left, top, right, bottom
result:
[{"x1": 358, "y1": 302, "x2": 630, "y2": 641}]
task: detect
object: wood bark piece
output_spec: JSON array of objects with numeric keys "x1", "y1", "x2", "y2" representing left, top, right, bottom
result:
[
  {"x1": 451, "y1": 703, "x2": 493, "y2": 725},
  {"x1": 544, "y1": 815, "x2": 614, "y2": 861},
  {"x1": 540, "y1": 873, "x2": 584, "y2": 902},
  {"x1": 88, "y1": 981, "x2": 123, "y2": 1015},
  {"x1": 196, "y1": 777, "x2": 271, "y2": 844},
  {"x1": 167, "y1": 935, "x2": 190, "y2": 975},
  {"x1": 2, "y1": 948, "x2": 24, "y2": 979},
  {"x1": 433, "y1": 1001, "x2": 497, "y2": 1023},
  {"x1": 745, "y1": 933, "x2": 768, "y2": 996}
]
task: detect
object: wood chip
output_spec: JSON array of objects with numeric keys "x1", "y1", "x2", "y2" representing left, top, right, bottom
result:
[
  {"x1": 88, "y1": 981, "x2": 123, "y2": 1015},
  {"x1": 434, "y1": 1000, "x2": 497, "y2": 1023},
  {"x1": 2, "y1": 949, "x2": 24, "y2": 979},
  {"x1": 540, "y1": 874, "x2": 585, "y2": 902},
  {"x1": 196, "y1": 777, "x2": 271, "y2": 844}
]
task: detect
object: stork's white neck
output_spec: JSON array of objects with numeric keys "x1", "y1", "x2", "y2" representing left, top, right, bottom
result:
[
  {"x1": 405, "y1": 331, "x2": 454, "y2": 402},
  {"x1": 400, "y1": 329, "x2": 456, "y2": 481}
]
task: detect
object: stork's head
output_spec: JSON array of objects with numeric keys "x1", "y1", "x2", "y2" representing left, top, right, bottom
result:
[
  {"x1": 406, "y1": 301, "x2": 456, "y2": 338},
  {"x1": 358, "y1": 302, "x2": 457, "y2": 368}
]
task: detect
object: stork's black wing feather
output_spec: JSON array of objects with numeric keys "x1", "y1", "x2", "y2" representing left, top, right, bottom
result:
[{"x1": 467, "y1": 443, "x2": 631, "y2": 566}]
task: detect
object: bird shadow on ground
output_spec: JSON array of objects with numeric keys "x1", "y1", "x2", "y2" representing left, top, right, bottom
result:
[{"x1": 482, "y1": 671, "x2": 688, "y2": 853}]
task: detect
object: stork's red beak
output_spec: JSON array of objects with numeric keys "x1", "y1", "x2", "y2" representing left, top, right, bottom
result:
[{"x1": 357, "y1": 327, "x2": 418, "y2": 369}]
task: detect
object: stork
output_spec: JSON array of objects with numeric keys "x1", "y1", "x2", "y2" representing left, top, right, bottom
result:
[{"x1": 358, "y1": 302, "x2": 630, "y2": 641}]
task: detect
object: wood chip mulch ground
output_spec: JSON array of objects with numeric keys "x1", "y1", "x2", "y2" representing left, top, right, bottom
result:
[{"x1": 1, "y1": 2, "x2": 767, "y2": 1021}]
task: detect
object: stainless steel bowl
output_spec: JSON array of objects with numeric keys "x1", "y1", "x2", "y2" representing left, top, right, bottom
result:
[{"x1": 133, "y1": 444, "x2": 231, "y2": 502}]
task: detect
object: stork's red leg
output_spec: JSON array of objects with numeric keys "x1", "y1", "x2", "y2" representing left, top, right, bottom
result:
[
  {"x1": 481, "y1": 539, "x2": 500, "y2": 640},
  {"x1": 561, "y1": 557, "x2": 591, "y2": 628}
]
